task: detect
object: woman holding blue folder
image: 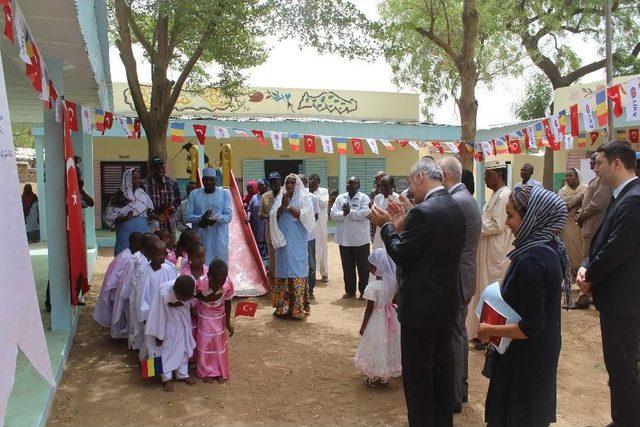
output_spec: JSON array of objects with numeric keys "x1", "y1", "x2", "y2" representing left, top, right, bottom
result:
[{"x1": 478, "y1": 185, "x2": 570, "y2": 427}]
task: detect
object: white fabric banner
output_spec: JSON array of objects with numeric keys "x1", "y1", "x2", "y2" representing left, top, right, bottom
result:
[
  {"x1": 625, "y1": 78, "x2": 640, "y2": 122},
  {"x1": 81, "y1": 105, "x2": 92, "y2": 134},
  {"x1": 12, "y1": 2, "x2": 31, "y2": 64},
  {"x1": 320, "y1": 136, "x2": 333, "y2": 153},
  {"x1": 444, "y1": 141, "x2": 459, "y2": 153},
  {"x1": 54, "y1": 98, "x2": 61, "y2": 123},
  {"x1": 269, "y1": 131, "x2": 283, "y2": 151},
  {"x1": 116, "y1": 115, "x2": 131, "y2": 137},
  {"x1": 365, "y1": 138, "x2": 379, "y2": 155},
  {"x1": 214, "y1": 126, "x2": 230, "y2": 139},
  {"x1": 564, "y1": 135, "x2": 574, "y2": 150},
  {"x1": 0, "y1": 53, "x2": 55, "y2": 423},
  {"x1": 581, "y1": 99, "x2": 597, "y2": 132}
]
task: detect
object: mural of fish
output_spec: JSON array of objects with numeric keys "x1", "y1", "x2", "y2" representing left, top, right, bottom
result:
[{"x1": 297, "y1": 91, "x2": 358, "y2": 115}]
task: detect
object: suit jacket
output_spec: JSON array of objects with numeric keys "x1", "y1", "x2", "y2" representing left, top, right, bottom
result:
[
  {"x1": 584, "y1": 178, "x2": 640, "y2": 316},
  {"x1": 578, "y1": 176, "x2": 610, "y2": 240},
  {"x1": 381, "y1": 188, "x2": 466, "y2": 328},
  {"x1": 450, "y1": 184, "x2": 482, "y2": 303}
]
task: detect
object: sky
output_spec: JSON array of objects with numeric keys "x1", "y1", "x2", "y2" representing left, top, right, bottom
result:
[{"x1": 108, "y1": 1, "x2": 606, "y2": 129}]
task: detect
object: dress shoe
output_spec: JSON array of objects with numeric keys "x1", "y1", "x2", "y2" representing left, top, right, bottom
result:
[{"x1": 342, "y1": 293, "x2": 355, "y2": 299}]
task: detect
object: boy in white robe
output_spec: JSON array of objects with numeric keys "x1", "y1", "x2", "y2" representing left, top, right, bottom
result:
[
  {"x1": 110, "y1": 246, "x2": 142, "y2": 339},
  {"x1": 94, "y1": 232, "x2": 143, "y2": 329},
  {"x1": 145, "y1": 275, "x2": 197, "y2": 392},
  {"x1": 133, "y1": 240, "x2": 177, "y2": 360},
  {"x1": 125, "y1": 233, "x2": 157, "y2": 348}
]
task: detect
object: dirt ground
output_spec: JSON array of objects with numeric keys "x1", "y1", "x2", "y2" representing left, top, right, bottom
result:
[{"x1": 48, "y1": 243, "x2": 611, "y2": 426}]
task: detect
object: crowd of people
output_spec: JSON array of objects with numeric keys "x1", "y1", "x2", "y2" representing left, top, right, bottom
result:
[{"x1": 86, "y1": 141, "x2": 640, "y2": 425}]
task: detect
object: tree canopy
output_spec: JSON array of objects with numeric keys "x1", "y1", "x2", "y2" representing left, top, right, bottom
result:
[{"x1": 512, "y1": 72, "x2": 553, "y2": 121}]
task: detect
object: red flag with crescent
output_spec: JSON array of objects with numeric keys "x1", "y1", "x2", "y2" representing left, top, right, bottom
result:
[
  {"x1": 102, "y1": 111, "x2": 113, "y2": 134},
  {"x1": 65, "y1": 100, "x2": 78, "y2": 132},
  {"x1": 351, "y1": 138, "x2": 364, "y2": 155},
  {"x1": 607, "y1": 85, "x2": 624, "y2": 117},
  {"x1": 3, "y1": 1, "x2": 13, "y2": 43},
  {"x1": 251, "y1": 129, "x2": 267, "y2": 146},
  {"x1": 431, "y1": 141, "x2": 445, "y2": 154},
  {"x1": 590, "y1": 131, "x2": 600, "y2": 145},
  {"x1": 629, "y1": 128, "x2": 639, "y2": 144},
  {"x1": 193, "y1": 124, "x2": 207, "y2": 145},
  {"x1": 63, "y1": 103, "x2": 90, "y2": 305},
  {"x1": 133, "y1": 118, "x2": 141, "y2": 139},
  {"x1": 542, "y1": 118, "x2": 556, "y2": 148},
  {"x1": 508, "y1": 138, "x2": 522, "y2": 154},
  {"x1": 235, "y1": 301, "x2": 258, "y2": 318},
  {"x1": 304, "y1": 134, "x2": 316, "y2": 153}
]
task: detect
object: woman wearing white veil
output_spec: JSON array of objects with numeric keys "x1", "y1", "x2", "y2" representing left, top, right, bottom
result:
[
  {"x1": 558, "y1": 168, "x2": 587, "y2": 274},
  {"x1": 106, "y1": 168, "x2": 154, "y2": 255},
  {"x1": 270, "y1": 174, "x2": 315, "y2": 319}
]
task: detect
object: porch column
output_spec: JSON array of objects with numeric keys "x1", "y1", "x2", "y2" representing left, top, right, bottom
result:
[
  {"x1": 338, "y1": 154, "x2": 347, "y2": 194},
  {"x1": 82, "y1": 132, "x2": 96, "y2": 250},
  {"x1": 43, "y1": 58, "x2": 71, "y2": 332},
  {"x1": 35, "y1": 134, "x2": 47, "y2": 241}
]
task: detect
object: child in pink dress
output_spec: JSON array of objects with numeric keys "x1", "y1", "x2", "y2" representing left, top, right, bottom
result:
[
  {"x1": 195, "y1": 259, "x2": 234, "y2": 383},
  {"x1": 180, "y1": 243, "x2": 208, "y2": 357},
  {"x1": 175, "y1": 229, "x2": 200, "y2": 270},
  {"x1": 156, "y1": 229, "x2": 177, "y2": 265}
]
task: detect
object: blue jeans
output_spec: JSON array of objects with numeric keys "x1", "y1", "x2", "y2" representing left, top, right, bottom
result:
[{"x1": 308, "y1": 239, "x2": 316, "y2": 294}]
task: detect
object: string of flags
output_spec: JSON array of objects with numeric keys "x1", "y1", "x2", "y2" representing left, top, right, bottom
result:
[{"x1": 2, "y1": 0, "x2": 639, "y2": 161}]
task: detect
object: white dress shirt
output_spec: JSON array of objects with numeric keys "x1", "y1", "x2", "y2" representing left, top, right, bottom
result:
[
  {"x1": 613, "y1": 177, "x2": 637, "y2": 199},
  {"x1": 330, "y1": 191, "x2": 371, "y2": 247}
]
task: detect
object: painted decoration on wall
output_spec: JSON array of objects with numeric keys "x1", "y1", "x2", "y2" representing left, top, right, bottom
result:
[{"x1": 297, "y1": 91, "x2": 358, "y2": 115}]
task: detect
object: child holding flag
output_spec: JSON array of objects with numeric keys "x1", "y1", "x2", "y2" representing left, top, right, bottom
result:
[
  {"x1": 194, "y1": 259, "x2": 235, "y2": 383},
  {"x1": 145, "y1": 275, "x2": 197, "y2": 392}
]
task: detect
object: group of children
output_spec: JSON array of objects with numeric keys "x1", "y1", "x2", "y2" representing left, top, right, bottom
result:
[{"x1": 93, "y1": 229, "x2": 235, "y2": 391}]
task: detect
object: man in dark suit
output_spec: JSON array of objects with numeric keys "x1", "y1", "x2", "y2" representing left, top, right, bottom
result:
[
  {"x1": 370, "y1": 157, "x2": 466, "y2": 426},
  {"x1": 577, "y1": 140, "x2": 640, "y2": 426},
  {"x1": 438, "y1": 156, "x2": 482, "y2": 413}
]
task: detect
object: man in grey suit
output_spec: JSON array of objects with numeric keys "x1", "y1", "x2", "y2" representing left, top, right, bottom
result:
[{"x1": 438, "y1": 156, "x2": 482, "y2": 413}]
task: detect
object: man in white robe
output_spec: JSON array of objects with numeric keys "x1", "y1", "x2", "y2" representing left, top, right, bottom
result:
[
  {"x1": 466, "y1": 160, "x2": 513, "y2": 347},
  {"x1": 309, "y1": 174, "x2": 329, "y2": 282},
  {"x1": 110, "y1": 249, "x2": 141, "y2": 339},
  {"x1": 145, "y1": 276, "x2": 197, "y2": 391}
]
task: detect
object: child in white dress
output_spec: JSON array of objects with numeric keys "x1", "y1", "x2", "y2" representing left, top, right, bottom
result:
[{"x1": 354, "y1": 248, "x2": 401, "y2": 387}]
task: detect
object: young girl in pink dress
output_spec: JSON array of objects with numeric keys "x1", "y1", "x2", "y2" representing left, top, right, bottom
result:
[
  {"x1": 156, "y1": 229, "x2": 177, "y2": 265},
  {"x1": 180, "y1": 243, "x2": 208, "y2": 357},
  {"x1": 195, "y1": 258, "x2": 234, "y2": 383},
  {"x1": 175, "y1": 229, "x2": 200, "y2": 270}
]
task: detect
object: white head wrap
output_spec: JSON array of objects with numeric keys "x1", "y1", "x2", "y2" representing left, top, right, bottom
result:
[
  {"x1": 368, "y1": 248, "x2": 398, "y2": 302},
  {"x1": 269, "y1": 174, "x2": 315, "y2": 249}
]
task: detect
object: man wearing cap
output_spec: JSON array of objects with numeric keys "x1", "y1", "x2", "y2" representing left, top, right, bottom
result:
[
  {"x1": 466, "y1": 160, "x2": 513, "y2": 349},
  {"x1": 144, "y1": 156, "x2": 182, "y2": 236},
  {"x1": 260, "y1": 172, "x2": 282, "y2": 286},
  {"x1": 186, "y1": 168, "x2": 232, "y2": 265}
]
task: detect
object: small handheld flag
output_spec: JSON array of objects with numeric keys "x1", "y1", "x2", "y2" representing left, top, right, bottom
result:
[
  {"x1": 234, "y1": 301, "x2": 258, "y2": 318},
  {"x1": 140, "y1": 356, "x2": 163, "y2": 379}
]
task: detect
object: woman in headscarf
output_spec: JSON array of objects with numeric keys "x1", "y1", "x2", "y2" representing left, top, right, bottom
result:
[
  {"x1": 22, "y1": 183, "x2": 40, "y2": 243},
  {"x1": 270, "y1": 174, "x2": 315, "y2": 319},
  {"x1": 247, "y1": 178, "x2": 269, "y2": 259},
  {"x1": 243, "y1": 180, "x2": 259, "y2": 211},
  {"x1": 558, "y1": 168, "x2": 587, "y2": 275},
  {"x1": 106, "y1": 168, "x2": 153, "y2": 255},
  {"x1": 478, "y1": 185, "x2": 569, "y2": 427}
]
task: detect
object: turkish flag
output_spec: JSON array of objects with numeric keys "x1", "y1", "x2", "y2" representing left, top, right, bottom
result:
[
  {"x1": 607, "y1": 85, "x2": 624, "y2": 117},
  {"x1": 102, "y1": 111, "x2": 113, "y2": 134},
  {"x1": 508, "y1": 139, "x2": 522, "y2": 154},
  {"x1": 351, "y1": 138, "x2": 364, "y2": 155},
  {"x1": 251, "y1": 130, "x2": 267, "y2": 146},
  {"x1": 25, "y1": 46, "x2": 43, "y2": 93},
  {"x1": 431, "y1": 141, "x2": 444, "y2": 154},
  {"x1": 193, "y1": 124, "x2": 207, "y2": 145},
  {"x1": 474, "y1": 143, "x2": 484, "y2": 162},
  {"x1": 590, "y1": 131, "x2": 600, "y2": 145},
  {"x1": 550, "y1": 137, "x2": 561, "y2": 151},
  {"x1": 63, "y1": 105, "x2": 90, "y2": 305},
  {"x1": 398, "y1": 139, "x2": 409, "y2": 148},
  {"x1": 133, "y1": 118, "x2": 141, "y2": 138},
  {"x1": 65, "y1": 100, "x2": 79, "y2": 132},
  {"x1": 629, "y1": 128, "x2": 639, "y2": 144},
  {"x1": 234, "y1": 301, "x2": 258, "y2": 318},
  {"x1": 570, "y1": 104, "x2": 580, "y2": 137},
  {"x1": 3, "y1": 3, "x2": 13, "y2": 43},
  {"x1": 542, "y1": 118, "x2": 556, "y2": 148},
  {"x1": 304, "y1": 134, "x2": 316, "y2": 153}
]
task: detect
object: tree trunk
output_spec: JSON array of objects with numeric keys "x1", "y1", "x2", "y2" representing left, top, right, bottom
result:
[
  {"x1": 542, "y1": 148, "x2": 554, "y2": 190},
  {"x1": 457, "y1": 72, "x2": 478, "y2": 171},
  {"x1": 142, "y1": 119, "x2": 168, "y2": 165}
]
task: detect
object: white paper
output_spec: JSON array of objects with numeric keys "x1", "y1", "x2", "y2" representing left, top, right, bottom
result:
[
  {"x1": 320, "y1": 136, "x2": 333, "y2": 153},
  {"x1": 475, "y1": 282, "x2": 522, "y2": 354},
  {"x1": 365, "y1": 138, "x2": 379, "y2": 155},
  {"x1": 81, "y1": 105, "x2": 92, "y2": 134},
  {"x1": 269, "y1": 131, "x2": 283, "y2": 151},
  {"x1": 0, "y1": 53, "x2": 55, "y2": 423}
]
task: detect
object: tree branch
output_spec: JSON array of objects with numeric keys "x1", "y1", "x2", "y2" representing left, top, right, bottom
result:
[
  {"x1": 632, "y1": 41, "x2": 640, "y2": 57},
  {"x1": 563, "y1": 58, "x2": 606, "y2": 85},
  {"x1": 113, "y1": 0, "x2": 149, "y2": 118},
  {"x1": 120, "y1": 3, "x2": 156, "y2": 61},
  {"x1": 415, "y1": 26, "x2": 459, "y2": 63}
]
